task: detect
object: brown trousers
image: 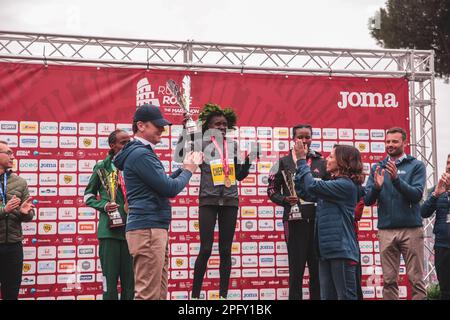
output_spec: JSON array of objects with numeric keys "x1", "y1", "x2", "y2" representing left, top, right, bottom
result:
[
  {"x1": 126, "y1": 228, "x2": 169, "y2": 300},
  {"x1": 378, "y1": 227, "x2": 427, "y2": 300}
]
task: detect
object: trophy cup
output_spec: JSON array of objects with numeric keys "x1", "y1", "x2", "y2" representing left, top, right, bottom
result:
[
  {"x1": 167, "y1": 76, "x2": 198, "y2": 134},
  {"x1": 281, "y1": 169, "x2": 302, "y2": 220},
  {"x1": 97, "y1": 169, "x2": 125, "y2": 228}
]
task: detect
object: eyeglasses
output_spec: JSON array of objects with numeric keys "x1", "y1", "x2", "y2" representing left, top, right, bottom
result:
[{"x1": 0, "y1": 150, "x2": 14, "y2": 156}]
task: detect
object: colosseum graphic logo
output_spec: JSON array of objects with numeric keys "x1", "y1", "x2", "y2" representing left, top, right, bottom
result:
[{"x1": 136, "y1": 78, "x2": 160, "y2": 107}]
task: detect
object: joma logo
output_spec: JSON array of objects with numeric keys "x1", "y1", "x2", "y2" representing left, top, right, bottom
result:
[{"x1": 338, "y1": 91, "x2": 398, "y2": 109}]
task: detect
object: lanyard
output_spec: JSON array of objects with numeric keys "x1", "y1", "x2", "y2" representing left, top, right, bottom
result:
[
  {"x1": 0, "y1": 173, "x2": 7, "y2": 204},
  {"x1": 211, "y1": 136, "x2": 230, "y2": 178}
]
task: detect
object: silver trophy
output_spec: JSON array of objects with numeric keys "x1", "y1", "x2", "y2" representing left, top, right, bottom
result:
[
  {"x1": 167, "y1": 76, "x2": 198, "y2": 134},
  {"x1": 281, "y1": 170, "x2": 302, "y2": 220}
]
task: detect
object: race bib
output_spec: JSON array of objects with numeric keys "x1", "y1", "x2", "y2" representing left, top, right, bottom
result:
[{"x1": 210, "y1": 159, "x2": 236, "y2": 186}]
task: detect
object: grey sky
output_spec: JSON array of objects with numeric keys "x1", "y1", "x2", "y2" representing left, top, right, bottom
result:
[{"x1": 0, "y1": 0, "x2": 448, "y2": 173}]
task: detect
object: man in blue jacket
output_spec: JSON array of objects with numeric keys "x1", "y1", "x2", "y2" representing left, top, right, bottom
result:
[
  {"x1": 420, "y1": 154, "x2": 450, "y2": 300},
  {"x1": 364, "y1": 127, "x2": 426, "y2": 300},
  {"x1": 114, "y1": 104, "x2": 201, "y2": 300}
]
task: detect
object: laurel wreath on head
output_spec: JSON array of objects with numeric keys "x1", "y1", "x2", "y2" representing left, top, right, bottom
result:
[{"x1": 198, "y1": 103, "x2": 237, "y2": 132}]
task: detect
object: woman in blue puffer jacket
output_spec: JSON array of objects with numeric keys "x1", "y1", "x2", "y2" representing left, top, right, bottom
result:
[{"x1": 295, "y1": 142, "x2": 365, "y2": 300}]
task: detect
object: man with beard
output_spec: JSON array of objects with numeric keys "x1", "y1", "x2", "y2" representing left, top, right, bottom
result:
[{"x1": 364, "y1": 127, "x2": 426, "y2": 300}]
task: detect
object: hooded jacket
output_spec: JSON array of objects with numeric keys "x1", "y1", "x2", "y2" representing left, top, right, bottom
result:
[{"x1": 113, "y1": 139, "x2": 192, "y2": 231}]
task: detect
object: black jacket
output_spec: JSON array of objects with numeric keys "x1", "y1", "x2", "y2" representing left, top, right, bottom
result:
[{"x1": 267, "y1": 150, "x2": 328, "y2": 221}]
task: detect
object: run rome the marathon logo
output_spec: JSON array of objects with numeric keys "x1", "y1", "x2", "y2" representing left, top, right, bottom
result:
[{"x1": 338, "y1": 91, "x2": 399, "y2": 109}]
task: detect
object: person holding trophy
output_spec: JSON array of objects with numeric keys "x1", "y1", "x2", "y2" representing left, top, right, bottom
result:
[
  {"x1": 172, "y1": 89, "x2": 259, "y2": 298},
  {"x1": 267, "y1": 124, "x2": 328, "y2": 300},
  {"x1": 84, "y1": 129, "x2": 134, "y2": 300}
]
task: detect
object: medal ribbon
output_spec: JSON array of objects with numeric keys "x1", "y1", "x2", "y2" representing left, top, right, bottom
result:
[{"x1": 211, "y1": 136, "x2": 230, "y2": 180}]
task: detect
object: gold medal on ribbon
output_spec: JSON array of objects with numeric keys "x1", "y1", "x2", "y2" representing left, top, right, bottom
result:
[{"x1": 224, "y1": 176, "x2": 232, "y2": 188}]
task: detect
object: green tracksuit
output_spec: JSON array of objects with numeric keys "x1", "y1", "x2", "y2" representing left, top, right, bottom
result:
[{"x1": 84, "y1": 154, "x2": 134, "y2": 300}]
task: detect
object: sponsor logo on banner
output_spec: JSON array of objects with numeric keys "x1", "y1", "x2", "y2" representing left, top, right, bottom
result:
[
  {"x1": 79, "y1": 137, "x2": 96, "y2": 149},
  {"x1": 38, "y1": 207, "x2": 57, "y2": 221},
  {"x1": 259, "y1": 255, "x2": 275, "y2": 267},
  {"x1": 0, "y1": 135, "x2": 18, "y2": 147},
  {"x1": 359, "y1": 241, "x2": 374, "y2": 253},
  {"x1": 78, "y1": 260, "x2": 95, "y2": 272},
  {"x1": 23, "y1": 247, "x2": 37, "y2": 260},
  {"x1": 20, "y1": 121, "x2": 39, "y2": 134},
  {"x1": 58, "y1": 222, "x2": 77, "y2": 234},
  {"x1": 363, "y1": 163, "x2": 371, "y2": 175},
  {"x1": 257, "y1": 127, "x2": 273, "y2": 138},
  {"x1": 98, "y1": 123, "x2": 116, "y2": 135},
  {"x1": 57, "y1": 246, "x2": 77, "y2": 259},
  {"x1": 78, "y1": 222, "x2": 96, "y2": 234},
  {"x1": 171, "y1": 271, "x2": 189, "y2": 280},
  {"x1": 78, "y1": 173, "x2": 91, "y2": 186},
  {"x1": 276, "y1": 241, "x2": 288, "y2": 254},
  {"x1": 59, "y1": 173, "x2": 77, "y2": 186},
  {"x1": 370, "y1": 129, "x2": 386, "y2": 140},
  {"x1": 241, "y1": 206, "x2": 257, "y2": 218},
  {"x1": 273, "y1": 127, "x2": 289, "y2": 139},
  {"x1": 59, "y1": 187, "x2": 77, "y2": 196},
  {"x1": 361, "y1": 254, "x2": 374, "y2": 266},
  {"x1": 59, "y1": 123, "x2": 78, "y2": 135},
  {"x1": 189, "y1": 174, "x2": 200, "y2": 186},
  {"x1": 189, "y1": 220, "x2": 200, "y2": 232},
  {"x1": 189, "y1": 187, "x2": 199, "y2": 196},
  {"x1": 241, "y1": 220, "x2": 257, "y2": 232},
  {"x1": 22, "y1": 262, "x2": 36, "y2": 274},
  {"x1": 258, "y1": 187, "x2": 268, "y2": 196},
  {"x1": 323, "y1": 141, "x2": 337, "y2": 152},
  {"x1": 207, "y1": 257, "x2": 221, "y2": 268},
  {"x1": 355, "y1": 129, "x2": 370, "y2": 140},
  {"x1": 116, "y1": 123, "x2": 133, "y2": 135},
  {"x1": 57, "y1": 260, "x2": 76, "y2": 273},
  {"x1": 171, "y1": 206, "x2": 188, "y2": 219},
  {"x1": 259, "y1": 269, "x2": 276, "y2": 277},
  {"x1": 362, "y1": 287, "x2": 376, "y2": 299},
  {"x1": 78, "y1": 160, "x2": 96, "y2": 172},
  {"x1": 258, "y1": 219, "x2": 275, "y2": 231},
  {"x1": 338, "y1": 91, "x2": 398, "y2": 109},
  {"x1": 171, "y1": 257, "x2": 188, "y2": 269},
  {"x1": 310, "y1": 141, "x2": 322, "y2": 152},
  {"x1": 258, "y1": 174, "x2": 269, "y2": 186},
  {"x1": 39, "y1": 136, "x2": 58, "y2": 148},
  {"x1": 37, "y1": 275, "x2": 56, "y2": 285},
  {"x1": 260, "y1": 288, "x2": 276, "y2": 300},
  {"x1": 189, "y1": 243, "x2": 200, "y2": 255},
  {"x1": 38, "y1": 261, "x2": 57, "y2": 274},
  {"x1": 22, "y1": 222, "x2": 37, "y2": 235},
  {"x1": 78, "y1": 207, "x2": 96, "y2": 220},
  {"x1": 170, "y1": 243, "x2": 188, "y2": 256},
  {"x1": 154, "y1": 138, "x2": 170, "y2": 150},
  {"x1": 78, "y1": 246, "x2": 96, "y2": 258},
  {"x1": 276, "y1": 255, "x2": 289, "y2": 267},
  {"x1": 171, "y1": 291, "x2": 189, "y2": 300},
  {"x1": 312, "y1": 128, "x2": 321, "y2": 139},
  {"x1": 40, "y1": 122, "x2": 58, "y2": 134},
  {"x1": 259, "y1": 242, "x2": 275, "y2": 254},
  {"x1": 78, "y1": 123, "x2": 97, "y2": 135},
  {"x1": 242, "y1": 269, "x2": 259, "y2": 278},
  {"x1": 257, "y1": 206, "x2": 274, "y2": 218},
  {"x1": 242, "y1": 289, "x2": 259, "y2": 300},
  {"x1": 171, "y1": 220, "x2": 188, "y2": 232},
  {"x1": 28, "y1": 187, "x2": 37, "y2": 197},
  {"x1": 338, "y1": 128, "x2": 353, "y2": 140},
  {"x1": 358, "y1": 220, "x2": 373, "y2": 231},
  {"x1": 21, "y1": 276, "x2": 36, "y2": 286},
  {"x1": 362, "y1": 206, "x2": 372, "y2": 218},
  {"x1": 77, "y1": 274, "x2": 95, "y2": 283},
  {"x1": 59, "y1": 136, "x2": 77, "y2": 148},
  {"x1": 38, "y1": 246, "x2": 57, "y2": 259},
  {"x1": 19, "y1": 136, "x2": 38, "y2": 148},
  {"x1": 98, "y1": 137, "x2": 109, "y2": 149},
  {"x1": 239, "y1": 127, "x2": 256, "y2": 138},
  {"x1": 258, "y1": 140, "x2": 273, "y2": 152},
  {"x1": 274, "y1": 140, "x2": 289, "y2": 152},
  {"x1": 39, "y1": 159, "x2": 58, "y2": 172},
  {"x1": 21, "y1": 173, "x2": 37, "y2": 186},
  {"x1": 371, "y1": 142, "x2": 385, "y2": 153},
  {"x1": 38, "y1": 222, "x2": 57, "y2": 234},
  {"x1": 322, "y1": 128, "x2": 338, "y2": 140},
  {"x1": 355, "y1": 141, "x2": 370, "y2": 153},
  {"x1": 277, "y1": 288, "x2": 289, "y2": 300},
  {"x1": 241, "y1": 187, "x2": 256, "y2": 196},
  {"x1": 241, "y1": 174, "x2": 256, "y2": 186},
  {"x1": 257, "y1": 162, "x2": 272, "y2": 173},
  {"x1": 0, "y1": 121, "x2": 18, "y2": 133},
  {"x1": 242, "y1": 255, "x2": 258, "y2": 267},
  {"x1": 58, "y1": 207, "x2": 77, "y2": 220}
]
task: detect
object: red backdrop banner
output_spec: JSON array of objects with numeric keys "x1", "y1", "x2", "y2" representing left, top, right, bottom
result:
[{"x1": 0, "y1": 62, "x2": 410, "y2": 300}]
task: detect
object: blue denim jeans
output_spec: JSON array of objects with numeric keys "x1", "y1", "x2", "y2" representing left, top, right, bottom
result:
[{"x1": 319, "y1": 258, "x2": 357, "y2": 300}]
